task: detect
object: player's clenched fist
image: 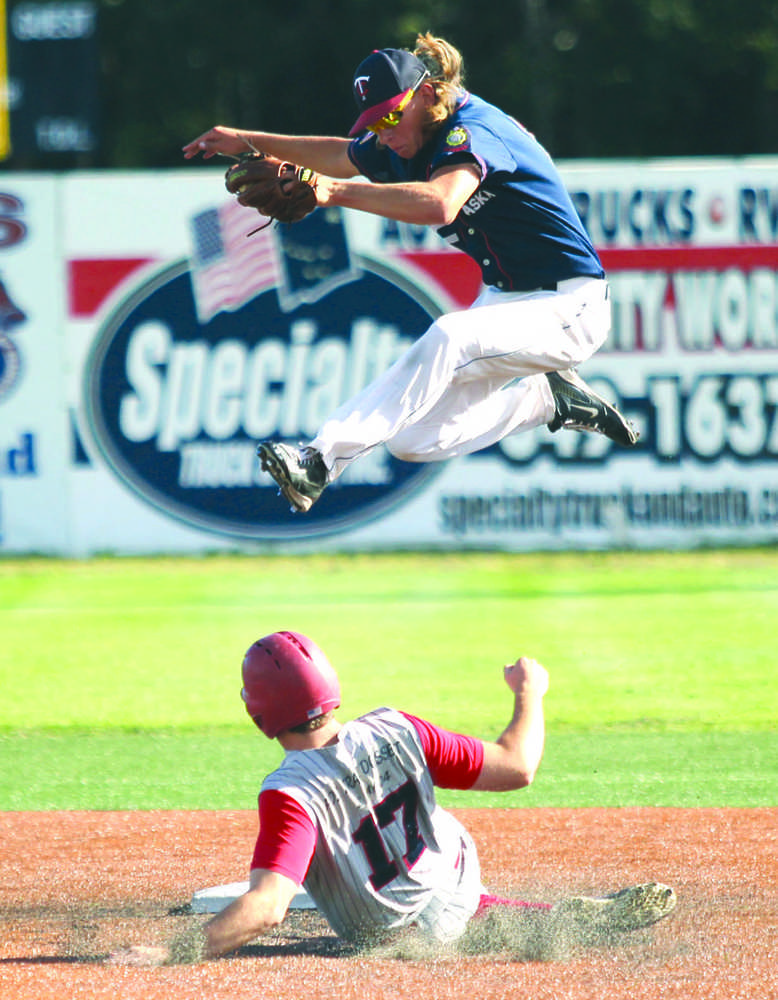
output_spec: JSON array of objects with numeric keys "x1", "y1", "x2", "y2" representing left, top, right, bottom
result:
[{"x1": 504, "y1": 656, "x2": 549, "y2": 698}]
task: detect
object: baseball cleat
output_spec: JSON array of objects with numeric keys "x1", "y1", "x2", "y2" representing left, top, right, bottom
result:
[
  {"x1": 256, "y1": 441, "x2": 328, "y2": 513},
  {"x1": 546, "y1": 368, "x2": 639, "y2": 446},
  {"x1": 552, "y1": 881, "x2": 676, "y2": 939}
]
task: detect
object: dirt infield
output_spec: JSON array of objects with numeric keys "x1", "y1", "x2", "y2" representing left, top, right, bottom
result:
[{"x1": 1, "y1": 808, "x2": 776, "y2": 1000}]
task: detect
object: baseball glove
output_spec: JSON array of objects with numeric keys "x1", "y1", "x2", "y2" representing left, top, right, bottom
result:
[{"x1": 224, "y1": 153, "x2": 318, "y2": 226}]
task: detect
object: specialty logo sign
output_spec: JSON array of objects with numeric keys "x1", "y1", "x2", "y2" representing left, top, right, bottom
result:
[{"x1": 84, "y1": 207, "x2": 445, "y2": 539}]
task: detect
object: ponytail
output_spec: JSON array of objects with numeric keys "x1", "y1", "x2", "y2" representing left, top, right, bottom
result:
[{"x1": 413, "y1": 32, "x2": 466, "y2": 125}]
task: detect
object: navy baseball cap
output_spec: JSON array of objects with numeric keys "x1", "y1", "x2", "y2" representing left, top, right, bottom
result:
[{"x1": 349, "y1": 48, "x2": 429, "y2": 136}]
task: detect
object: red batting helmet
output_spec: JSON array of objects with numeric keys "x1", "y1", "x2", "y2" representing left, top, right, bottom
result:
[{"x1": 241, "y1": 631, "x2": 341, "y2": 739}]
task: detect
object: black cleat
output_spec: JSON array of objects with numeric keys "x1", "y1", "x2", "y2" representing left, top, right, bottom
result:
[
  {"x1": 256, "y1": 442, "x2": 328, "y2": 513},
  {"x1": 546, "y1": 369, "x2": 638, "y2": 446}
]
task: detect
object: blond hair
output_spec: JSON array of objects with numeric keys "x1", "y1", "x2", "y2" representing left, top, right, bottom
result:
[{"x1": 413, "y1": 32, "x2": 465, "y2": 128}]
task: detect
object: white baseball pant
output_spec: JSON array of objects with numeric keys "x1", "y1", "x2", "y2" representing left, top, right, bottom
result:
[{"x1": 311, "y1": 276, "x2": 611, "y2": 479}]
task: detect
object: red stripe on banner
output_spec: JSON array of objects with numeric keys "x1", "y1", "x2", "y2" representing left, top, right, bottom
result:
[
  {"x1": 599, "y1": 244, "x2": 778, "y2": 270},
  {"x1": 68, "y1": 258, "x2": 155, "y2": 317},
  {"x1": 400, "y1": 245, "x2": 778, "y2": 307},
  {"x1": 400, "y1": 251, "x2": 483, "y2": 308},
  {"x1": 66, "y1": 245, "x2": 777, "y2": 320}
]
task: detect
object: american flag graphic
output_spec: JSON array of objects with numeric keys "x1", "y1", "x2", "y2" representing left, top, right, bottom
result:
[{"x1": 189, "y1": 200, "x2": 281, "y2": 323}]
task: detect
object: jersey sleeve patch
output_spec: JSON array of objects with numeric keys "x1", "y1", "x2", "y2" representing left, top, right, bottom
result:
[{"x1": 444, "y1": 126, "x2": 471, "y2": 151}]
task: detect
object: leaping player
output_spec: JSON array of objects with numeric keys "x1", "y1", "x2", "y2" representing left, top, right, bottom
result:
[{"x1": 184, "y1": 33, "x2": 637, "y2": 514}]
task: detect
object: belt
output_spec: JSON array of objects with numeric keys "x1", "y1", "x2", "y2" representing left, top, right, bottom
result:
[
  {"x1": 515, "y1": 276, "x2": 607, "y2": 295},
  {"x1": 513, "y1": 282, "x2": 558, "y2": 294}
]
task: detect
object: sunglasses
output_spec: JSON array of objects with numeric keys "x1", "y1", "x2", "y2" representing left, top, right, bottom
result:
[{"x1": 366, "y1": 71, "x2": 430, "y2": 134}]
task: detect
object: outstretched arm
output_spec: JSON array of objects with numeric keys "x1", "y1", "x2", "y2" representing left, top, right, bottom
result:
[
  {"x1": 182, "y1": 125, "x2": 358, "y2": 178},
  {"x1": 197, "y1": 867, "x2": 299, "y2": 958},
  {"x1": 184, "y1": 127, "x2": 480, "y2": 226},
  {"x1": 109, "y1": 868, "x2": 299, "y2": 966},
  {"x1": 470, "y1": 657, "x2": 549, "y2": 792}
]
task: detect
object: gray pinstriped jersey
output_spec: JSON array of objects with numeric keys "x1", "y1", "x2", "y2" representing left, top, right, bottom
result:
[{"x1": 261, "y1": 707, "x2": 483, "y2": 943}]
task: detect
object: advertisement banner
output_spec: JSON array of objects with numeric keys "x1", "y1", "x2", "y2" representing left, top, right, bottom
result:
[
  {"x1": 0, "y1": 176, "x2": 68, "y2": 551},
  {"x1": 1, "y1": 157, "x2": 777, "y2": 554}
]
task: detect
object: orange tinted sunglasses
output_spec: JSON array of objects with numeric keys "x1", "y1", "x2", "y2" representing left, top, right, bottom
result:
[{"x1": 366, "y1": 71, "x2": 429, "y2": 134}]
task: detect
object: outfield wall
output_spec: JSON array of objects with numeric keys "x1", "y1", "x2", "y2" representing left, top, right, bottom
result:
[{"x1": 1, "y1": 158, "x2": 777, "y2": 554}]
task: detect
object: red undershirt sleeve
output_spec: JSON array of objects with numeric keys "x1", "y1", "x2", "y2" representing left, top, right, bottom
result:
[
  {"x1": 250, "y1": 788, "x2": 317, "y2": 885},
  {"x1": 400, "y1": 711, "x2": 485, "y2": 789}
]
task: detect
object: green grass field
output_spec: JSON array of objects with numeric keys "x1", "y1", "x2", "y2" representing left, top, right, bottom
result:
[{"x1": 1, "y1": 549, "x2": 776, "y2": 810}]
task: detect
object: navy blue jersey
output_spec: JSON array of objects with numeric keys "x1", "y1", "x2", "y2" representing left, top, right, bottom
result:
[{"x1": 348, "y1": 93, "x2": 604, "y2": 291}]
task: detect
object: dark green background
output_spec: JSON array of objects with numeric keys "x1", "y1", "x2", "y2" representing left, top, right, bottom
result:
[{"x1": 4, "y1": 0, "x2": 778, "y2": 169}]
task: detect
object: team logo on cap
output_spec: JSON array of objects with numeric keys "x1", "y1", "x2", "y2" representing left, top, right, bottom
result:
[
  {"x1": 354, "y1": 75, "x2": 370, "y2": 100},
  {"x1": 445, "y1": 127, "x2": 469, "y2": 149}
]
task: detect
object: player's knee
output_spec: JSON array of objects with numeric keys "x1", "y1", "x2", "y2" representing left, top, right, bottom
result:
[{"x1": 386, "y1": 437, "x2": 427, "y2": 462}]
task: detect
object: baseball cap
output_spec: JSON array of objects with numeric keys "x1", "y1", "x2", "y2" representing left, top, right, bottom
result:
[{"x1": 349, "y1": 48, "x2": 429, "y2": 136}]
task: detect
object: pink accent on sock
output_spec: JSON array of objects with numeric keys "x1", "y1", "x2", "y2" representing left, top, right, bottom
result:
[{"x1": 475, "y1": 893, "x2": 553, "y2": 918}]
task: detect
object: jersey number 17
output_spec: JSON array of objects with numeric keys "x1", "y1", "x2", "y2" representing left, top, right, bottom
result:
[{"x1": 352, "y1": 779, "x2": 426, "y2": 890}]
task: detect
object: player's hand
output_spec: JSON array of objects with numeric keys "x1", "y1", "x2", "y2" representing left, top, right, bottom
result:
[
  {"x1": 504, "y1": 656, "x2": 549, "y2": 698},
  {"x1": 183, "y1": 126, "x2": 253, "y2": 160}
]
